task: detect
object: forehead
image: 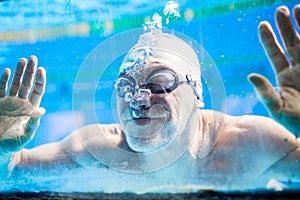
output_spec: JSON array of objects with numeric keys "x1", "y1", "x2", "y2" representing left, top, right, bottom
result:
[{"x1": 121, "y1": 60, "x2": 177, "y2": 81}]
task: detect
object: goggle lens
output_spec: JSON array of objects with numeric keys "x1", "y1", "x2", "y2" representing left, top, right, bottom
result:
[{"x1": 113, "y1": 70, "x2": 178, "y2": 97}]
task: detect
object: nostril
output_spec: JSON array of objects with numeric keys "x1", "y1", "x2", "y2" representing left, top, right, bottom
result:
[
  {"x1": 141, "y1": 105, "x2": 147, "y2": 109},
  {"x1": 129, "y1": 88, "x2": 152, "y2": 110},
  {"x1": 130, "y1": 97, "x2": 152, "y2": 110}
]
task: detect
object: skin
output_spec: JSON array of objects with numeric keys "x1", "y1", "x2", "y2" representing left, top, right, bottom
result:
[
  {"x1": 117, "y1": 61, "x2": 198, "y2": 153},
  {"x1": 0, "y1": 5, "x2": 300, "y2": 190},
  {"x1": 248, "y1": 5, "x2": 300, "y2": 136}
]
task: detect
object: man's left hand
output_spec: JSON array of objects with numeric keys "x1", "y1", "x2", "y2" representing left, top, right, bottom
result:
[{"x1": 249, "y1": 5, "x2": 300, "y2": 137}]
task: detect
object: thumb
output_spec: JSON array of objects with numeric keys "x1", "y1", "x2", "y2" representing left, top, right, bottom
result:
[
  {"x1": 31, "y1": 107, "x2": 46, "y2": 119},
  {"x1": 248, "y1": 73, "x2": 282, "y2": 113},
  {"x1": 21, "y1": 107, "x2": 46, "y2": 144},
  {"x1": 21, "y1": 115, "x2": 43, "y2": 146}
]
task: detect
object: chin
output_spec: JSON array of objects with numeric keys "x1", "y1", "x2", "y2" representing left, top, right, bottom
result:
[
  {"x1": 124, "y1": 121, "x2": 178, "y2": 153},
  {"x1": 119, "y1": 104, "x2": 184, "y2": 152},
  {"x1": 125, "y1": 134, "x2": 173, "y2": 153}
]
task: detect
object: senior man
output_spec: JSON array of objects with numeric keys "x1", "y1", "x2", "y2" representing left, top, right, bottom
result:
[{"x1": 0, "y1": 5, "x2": 300, "y2": 190}]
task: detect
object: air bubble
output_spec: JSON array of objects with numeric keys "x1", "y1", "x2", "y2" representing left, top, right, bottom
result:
[
  {"x1": 164, "y1": 1, "x2": 180, "y2": 17},
  {"x1": 164, "y1": 1, "x2": 180, "y2": 24}
]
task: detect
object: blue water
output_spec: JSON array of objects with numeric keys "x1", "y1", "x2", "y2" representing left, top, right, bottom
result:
[{"x1": 0, "y1": 0, "x2": 299, "y2": 193}]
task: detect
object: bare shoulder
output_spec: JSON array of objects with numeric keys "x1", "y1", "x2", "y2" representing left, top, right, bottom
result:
[
  {"x1": 218, "y1": 113, "x2": 299, "y2": 162},
  {"x1": 200, "y1": 110, "x2": 299, "y2": 156},
  {"x1": 198, "y1": 110, "x2": 300, "y2": 184},
  {"x1": 69, "y1": 123, "x2": 126, "y2": 150},
  {"x1": 59, "y1": 123, "x2": 127, "y2": 167},
  {"x1": 76, "y1": 123, "x2": 124, "y2": 141},
  {"x1": 229, "y1": 115, "x2": 300, "y2": 182},
  {"x1": 232, "y1": 114, "x2": 296, "y2": 141}
]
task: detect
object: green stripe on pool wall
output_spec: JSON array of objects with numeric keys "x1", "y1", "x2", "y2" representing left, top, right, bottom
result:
[
  {"x1": 89, "y1": 0, "x2": 299, "y2": 35},
  {"x1": 0, "y1": 0, "x2": 299, "y2": 42}
]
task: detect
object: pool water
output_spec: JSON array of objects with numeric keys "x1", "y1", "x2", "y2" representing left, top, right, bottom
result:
[{"x1": 0, "y1": 0, "x2": 300, "y2": 196}]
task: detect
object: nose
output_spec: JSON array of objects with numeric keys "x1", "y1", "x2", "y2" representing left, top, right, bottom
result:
[{"x1": 129, "y1": 88, "x2": 152, "y2": 110}]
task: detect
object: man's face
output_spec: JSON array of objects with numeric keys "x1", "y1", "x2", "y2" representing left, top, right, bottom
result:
[{"x1": 115, "y1": 60, "x2": 197, "y2": 152}]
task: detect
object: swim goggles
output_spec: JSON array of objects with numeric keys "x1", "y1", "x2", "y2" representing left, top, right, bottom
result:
[{"x1": 113, "y1": 69, "x2": 201, "y2": 102}]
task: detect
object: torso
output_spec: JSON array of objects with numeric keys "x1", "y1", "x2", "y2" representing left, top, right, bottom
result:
[{"x1": 70, "y1": 110, "x2": 298, "y2": 190}]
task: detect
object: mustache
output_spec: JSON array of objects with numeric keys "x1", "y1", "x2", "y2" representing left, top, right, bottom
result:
[{"x1": 121, "y1": 104, "x2": 169, "y2": 120}]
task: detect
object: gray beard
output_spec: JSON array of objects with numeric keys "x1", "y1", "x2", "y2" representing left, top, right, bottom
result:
[{"x1": 125, "y1": 124, "x2": 177, "y2": 153}]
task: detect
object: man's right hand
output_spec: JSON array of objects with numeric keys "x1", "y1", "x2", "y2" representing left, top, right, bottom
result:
[{"x1": 0, "y1": 56, "x2": 46, "y2": 154}]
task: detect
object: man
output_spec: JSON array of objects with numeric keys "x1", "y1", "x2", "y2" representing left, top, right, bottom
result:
[{"x1": 0, "y1": 5, "x2": 300, "y2": 190}]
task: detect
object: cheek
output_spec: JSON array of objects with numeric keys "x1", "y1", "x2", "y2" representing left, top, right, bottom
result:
[
  {"x1": 116, "y1": 97, "x2": 129, "y2": 114},
  {"x1": 168, "y1": 86, "x2": 195, "y2": 117},
  {"x1": 152, "y1": 93, "x2": 182, "y2": 123},
  {"x1": 168, "y1": 94, "x2": 180, "y2": 115},
  {"x1": 151, "y1": 94, "x2": 173, "y2": 113}
]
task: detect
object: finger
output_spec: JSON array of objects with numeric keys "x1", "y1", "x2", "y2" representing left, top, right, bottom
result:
[
  {"x1": 9, "y1": 58, "x2": 27, "y2": 96},
  {"x1": 294, "y1": 5, "x2": 300, "y2": 31},
  {"x1": 258, "y1": 21, "x2": 289, "y2": 74},
  {"x1": 276, "y1": 6, "x2": 300, "y2": 65},
  {"x1": 29, "y1": 67, "x2": 46, "y2": 107},
  {"x1": 18, "y1": 56, "x2": 37, "y2": 99},
  {"x1": 0, "y1": 68, "x2": 11, "y2": 98},
  {"x1": 248, "y1": 73, "x2": 282, "y2": 113}
]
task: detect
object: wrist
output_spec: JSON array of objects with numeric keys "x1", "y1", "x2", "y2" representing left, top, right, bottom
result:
[
  {"x1": 0, "y1": 151, "x2": 22, "y2": 177},
  {"x1": 0, "y1": 151, "x2": 13, "y2": 177}
]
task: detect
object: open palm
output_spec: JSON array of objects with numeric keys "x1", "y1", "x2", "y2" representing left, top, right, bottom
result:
[
  {"x1": 249, "y1": 5, "x2": 300, "y2": 136},
  {"x1": 0, "y1": 56, "x2": 46, "y2": 153}
]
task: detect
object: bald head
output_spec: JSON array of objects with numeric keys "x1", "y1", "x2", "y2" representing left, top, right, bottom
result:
[
  {"x1": 120, "y1": 30, "x2": 200, "y2": 78},
  {"x1": 119, "y1": 30, "x2": 203, "y2": 102}
]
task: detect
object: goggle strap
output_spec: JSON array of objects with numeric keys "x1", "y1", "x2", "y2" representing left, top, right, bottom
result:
[{"x1": 186, "y1": 74, "x2": 202, "y2": 100}]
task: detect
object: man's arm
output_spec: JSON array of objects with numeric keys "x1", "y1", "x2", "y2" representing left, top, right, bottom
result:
[
  {"x1": 0, "y1": 56, "x2": 46, "y2": 176},
  {"x1": 10, "y1": 123, "x2": 119, "y2": 176},
  {"x1": 10, "y1": 140, "x2": 78, "y2": 174},
  {"x1": 245, "y1": 116, "x2": 300, "y2": 185},
  {"x1": 7, "y1": 127, "x2": 92, "y2": 176},
  {"x1": 260, "y1": 145, "x2": 300, "y2": 182},
  {"x1": 223, "y1": 114, "x2": 299, "y2": 185}
]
